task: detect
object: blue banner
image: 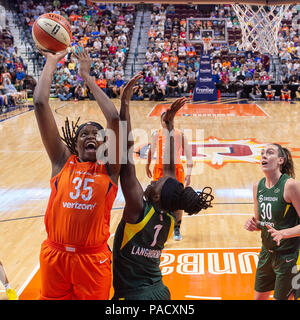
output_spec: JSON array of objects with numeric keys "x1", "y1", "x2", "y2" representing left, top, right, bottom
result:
[{"x1": 193, "y1": 54, "x2": 218, "y2": 101}]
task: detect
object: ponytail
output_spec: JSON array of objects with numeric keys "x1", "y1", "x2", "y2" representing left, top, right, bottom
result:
[{"x1": 273, "y1": 143, "x2": 295, "y2": 178}]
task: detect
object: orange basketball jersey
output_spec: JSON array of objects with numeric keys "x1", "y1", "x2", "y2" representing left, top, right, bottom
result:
[
  {"x1": 155, "y1": 129, "x2": 183, "y2": 168},
  {"x1": 44, "y1": 155, "x2": 118, "y2": 247}
]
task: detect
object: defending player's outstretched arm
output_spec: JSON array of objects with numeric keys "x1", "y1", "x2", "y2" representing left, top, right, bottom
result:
[
  {"x1": 119, "y1": 73, "x2": 145, "y2": 223},
  {"x1": 161, "y1": 97, "x2": 187, "y2": 179}
]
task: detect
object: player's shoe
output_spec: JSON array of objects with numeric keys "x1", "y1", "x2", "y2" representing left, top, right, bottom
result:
[
  {"x1": 6, "y1": 288, "x2": 18, "y2": 300},
  {"x1": 173, "y1": 226, "x2": 183, "y2": 241}
]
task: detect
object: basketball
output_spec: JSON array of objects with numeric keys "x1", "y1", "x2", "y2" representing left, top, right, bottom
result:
[{"x1": 32, "y1": 13, "x2": 72, "y2": 53}]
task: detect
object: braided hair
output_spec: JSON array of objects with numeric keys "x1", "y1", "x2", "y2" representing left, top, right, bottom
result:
[
  {"x1": 160, "y1": 177, "x2": 214, "y2": 215},
  {"x1": 61, "y1": 117, "x2": 81, "y2": 155},
  {"x1": 272, "y1": 143, "x2": 295, "y2": 179},
  {"x1": 60, "y1": 117, "x2": 105, "y2": 156},
  {"x1": 180, "y1": 186, "x2": 214, "y2": 215}
]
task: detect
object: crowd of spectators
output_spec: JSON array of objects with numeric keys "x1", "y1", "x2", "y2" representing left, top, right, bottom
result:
[
  {"x1": 2, "y1": 1, "x2": 300, "y2": 107},
  {"x1": 13, "y1": 0, "x2": 135, "y2": 101},
  {"x1": 0, "y1": 23, "x2": 31, "y2": 111},
  {"x1": 137, "y1": 3, "x2": 300, "y2": 101}
]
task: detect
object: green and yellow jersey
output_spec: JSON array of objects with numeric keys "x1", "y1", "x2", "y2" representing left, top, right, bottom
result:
[
  {"x1": 112, "y1": 201, "x2": 175, "y2": 297},
  {"x1": 257, "y1": 173, "x2": 300, "y2": 252}
]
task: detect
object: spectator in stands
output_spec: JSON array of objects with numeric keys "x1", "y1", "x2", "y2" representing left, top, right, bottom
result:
[
  {"x1": 214, "y1": 58, "x2": 222, "y2": 70},
  {"x1": 132, "y1": 84, "x2": 145, "y2": 101},
  {"x1": 57, "y1": 80, "x2": 72, "y2": 101},
  {"x1": 0, "y1": 90, "x2": 8, "y2": 110},
  {"x1": 105, "y1": 66, "x2": 114, "y2": 81},
  {"x1": 146, "y1": 47, "x2": 154, "y2": 62},
  {"x1": 253, "y1": 70, "x2": 261, "y2": 84},
  {"x1": 144, "y1": 72, "x2": 155, "y2": 96},
  {"x1": 167, "y1": 74, "x2": 180, "y2": 97},
  {"x1": 112, "y1": 74, "x2": 124, "y2": 98},
  {"x1": 264, "y1": 84, "x2": 276, "y2": 101},
  {"x1": 0, "y1": 66, "x2": 11, "y2": 84},
  {"x1": 169, "y1": 52, "x2": 179, "y2": 70},
  {"x1": 289, "y1": 71, "x2": 299, "y2": 85},
  {"x1": 281, "y1": 84, "x2": 291, "y2": 101},
  {"x1": 158, "y1": 75, "x2": 167, "y2": 97},
  {"x1": 260, "y1": 71, "x2": 270, "y2": 85},
  {"x1": 279, "y1": 48, "x2": 291, "y2": 62},
  {"x1": 212, "y1": 69, "x2": 221, "y2": 90},
  {"x1": 67, "y1": 57, "x2": 77, "y2": 76},
  {"x1": 115, "y1": 47, "x2": 125, "y2": 64},
  {"x1": 106, "y1": 76, "x2": 116, "y2": 98},
  {"x1": 3, "y1": 78, "x2": 26, "y2": 104},
  {"x1": 178, "y1": 42, "x2": 187, "y2": 58},
  {"x1": 74, "y1": 83, "x2": 86, "y2": 101},
  {"x1": 222, "y1": 58, "x2": 231, "y2": 69},
  {"x1": 149, "y1": 81, "x2": 165, "y2": 101},
  {"x1": 177, "y1": 71, "x2": 188, "y2": 94},
  {"x1": 114, "y1": 65, "x2": 124, "y2": 78},
  {"x1": 249, "y1": 84, "x2": 262, "y2": 101},
  {"x1": 160, "y1": 51, "x2": 169, "y2": 70},
  {"x1": 186, "y1": 66, "x2": 196, "y2": 93},
  {"x1": 295, "y1": 86, "x2": 300, "y2": 101},
  {"x1": 15, "y1": 67, "x2": 26, "y2": 91},
  {"x1": 244, "y1": 66, "x2": 254, "y2": 81},
  {"x1": 186, "y1": 43, "x2": 196, "y2": 58},
  {"x1": 95, "y1": 74, "x2": 107, "y2": 94},
  {"x1": 220, "y1": 68, "x2": 230, "y2": 90}
]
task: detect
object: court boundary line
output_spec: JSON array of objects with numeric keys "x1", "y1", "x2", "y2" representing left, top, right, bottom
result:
[
  {"x1": 17, "y1": 263, "x2": 40, "y2": 297},
  {"x1": 255, "y1": 103, "x2": 271, "y2": 118},
  {"x1": 0, "y1": 105, "x2": 34, "y2": 123},
  {"x1": 147, "y1": 103, "x2": 158, "y2": 118}
]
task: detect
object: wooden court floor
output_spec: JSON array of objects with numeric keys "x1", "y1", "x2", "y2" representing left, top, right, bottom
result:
[{"x1": 1, "y1": 98, "x2": 300, "y2": 300}]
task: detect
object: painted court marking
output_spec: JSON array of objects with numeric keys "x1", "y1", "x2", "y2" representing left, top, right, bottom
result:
[{"x1": 148, "y1": 103, "x2": 269, "y2": 117}]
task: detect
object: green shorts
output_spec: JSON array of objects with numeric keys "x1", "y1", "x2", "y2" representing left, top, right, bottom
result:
[
  {"x1": 255, "y1": 247, "x2": 300, "y2": 300},
  {"x1": 112, "y1": 281, "x2": 171, "y2": 300}
]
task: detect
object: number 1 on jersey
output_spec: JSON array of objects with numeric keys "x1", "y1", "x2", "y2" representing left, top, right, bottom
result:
[{"x1": 150, "y1": 224, "x2": 163, "y2": 247}]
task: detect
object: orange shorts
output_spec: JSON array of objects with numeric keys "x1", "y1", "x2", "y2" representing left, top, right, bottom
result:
[
  {"x1": 153, "y1": 164, "x2": 184, "y2": 185},
  {"x1": 39, "y1": 240, "x2": 112, "y2": 300},
  {"x1": 281, "y1": 93, "x2": 290, "y2": 100}
]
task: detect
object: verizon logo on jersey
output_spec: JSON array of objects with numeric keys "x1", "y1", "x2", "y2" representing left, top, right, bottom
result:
[{"x1": 62, "y1": 201, "x2": 96, "y2": 211}]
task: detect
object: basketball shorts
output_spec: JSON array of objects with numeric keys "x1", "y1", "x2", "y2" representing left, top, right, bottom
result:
[
  {"x1": 39, "y1": 240, "x2": 112, "y2": 300},
  {"x1": 112, "y1": 281, "x2": 171, "y2": 300},
  {"x1": 281, "y1": 94, "x2": 290, "y2": 100},
  {"x1": 255, "y1": 247, "x2": 300, "y2": 300},
  {"x1": 153, "y1": 164, "x2": 184, "y2": 185}
]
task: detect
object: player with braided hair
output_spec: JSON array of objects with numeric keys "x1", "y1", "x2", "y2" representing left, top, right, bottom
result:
[
  {"x1": 33, "y1": 45, "x2": 121, "y2": 300},
  {"x1": 245, "y1": 143, "x2": 300, "y2": 300},
  {"x1": 112, "y1": 73, "x2": 213, "y2": 300},
  {"x1": 60, "y1": 117, "x2": 106, "y2": 156}
]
